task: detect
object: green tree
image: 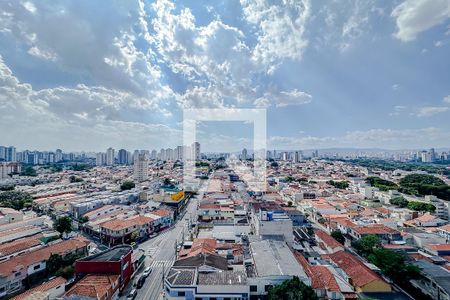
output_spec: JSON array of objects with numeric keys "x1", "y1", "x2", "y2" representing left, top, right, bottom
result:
[
  {"x1": 21, "y1": 165, "x2": 37, "y2": 176},
  {"x1": 56, "y1": 266, "x2": 75, "y2": 279},
  {"x1": 326, "y1": 180, "x2": 349, "y2": 189},
  {"x1": 389, "y1": 196, "x2": 409, "y2": 208},
  {"x1": 120, "y1": 180, "x2": 136, "y2": 191},
  {"x1": 54, "y1": 216, "x2": 72, "y2": 234},
  {"x1": 79, "y1": 216, "x2": 89, "y2": 223},
  {"x1": 331, "y1": 230, "x2": 345, "y2": 245},
  {"x1": 69, "y1": 175, "x2": 83, "y2": 183},
  {"x1": 47, "y1": 254, "x2": 63, "y2": 274},
  {"x1": 268, "y1": 276, "x2": 318, "y2": 300},
  {"x1": 368, "y1": 248, "x2": 420, "y2": 283},
  {"x1": 366, "y1": 177, "x2": 398, "y2": 191},
  {"x1": 0, "y1": 190, "x2": 33, "y2": 210},
  {"x1": 354, "y1": 234, "x2": 381, "y2": 256},
  {"x1": 407, "y1": 201, "x2": 435, "y2": 212}
]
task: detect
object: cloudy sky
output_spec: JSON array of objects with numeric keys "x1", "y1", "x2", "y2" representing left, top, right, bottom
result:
[{"x1": 0, "y1": 0, "x2": 449, "y2": 152}]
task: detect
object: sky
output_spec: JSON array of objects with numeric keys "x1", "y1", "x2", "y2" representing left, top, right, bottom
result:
[{"x1": 0, "y1": 0, "x2": 449, "y2": 152}]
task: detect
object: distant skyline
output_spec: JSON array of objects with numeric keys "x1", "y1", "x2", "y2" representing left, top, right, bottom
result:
[{"x1": 0, "y1": 0, "x2": 449, "y2": 152}]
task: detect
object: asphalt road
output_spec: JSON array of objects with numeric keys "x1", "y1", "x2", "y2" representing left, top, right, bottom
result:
[{"x1": 130, "y1": 186, "x2": 204, "y2": 300}]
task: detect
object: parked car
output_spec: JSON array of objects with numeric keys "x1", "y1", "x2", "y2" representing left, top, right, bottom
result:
[
  {"x1": 143, "y1": 267, "x2": 152, "y2": 278},
  {"x1": 127, "y1": 289, "x2": 137, "y2": 300},
  {"x1": 136, "y1": 276, "x2": 146, "y2": 289}
]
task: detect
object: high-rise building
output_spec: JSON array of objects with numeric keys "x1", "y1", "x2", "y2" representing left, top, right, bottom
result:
[
  {"x1": 96, "y1": 152, "x2": 107, "y2": 166},
  {"x1": 166, "y1": 148, "x2": 174, "y2": 161},
  {"x1": 6, "y1": 146, "x2": 16, "y2": 162},
  {"x1": 0, "y1": 146, "x2": 6, "y2": 161},
  {"x1": 55, "y1": 149, "x2": 63, "y2": 162},
  {"x1": 106, "y1": 147, "x2": 115, "y2": 165},
  {"x1": 192, "y1": 142, "x2": 200, "y2": 161},
  {"x1": 242, "y1": 148, "x2": 248, "y2": 160},
  {"x1": 150, "y1": 150, "x2": 157, "y2": 160},
  {"x1": 133, "y1": 153, "x2": 149, "y2": 182},
  {"x1": 294, "y1": 151, "x2": 301, "y2": 163},
  {"x1": 118, "y1": 149, "x2": 129, "y2": 165}
]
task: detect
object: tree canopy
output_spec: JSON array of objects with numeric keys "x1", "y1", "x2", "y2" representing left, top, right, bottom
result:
[
  {"x1": 326, "y1": 180, "x2": 349, "y2": 189},
  {"x1": 268, "y1": 276, "x2": 318, "y2": 300},
  {"x1": 368, "y1": 248, "x2": 420, "y2": 283},
  {"x1": 354, "y1": 234, "x2": 381, "y2": 256},
  {"x1": 54, "y1": 216, "x2": 72, "y2": 234},
  {"x1": 366, "y1": 176, "x2": 398, "y2": 191},
  {"x1": 0, "y1": 190, "x2": 33, "y2": 210},
  {"x1": 399, "y1": 174, "x2": 450, "y2": 200},
  {"x1": 331, "y1": 230, "x2": 345, "y2": 245},
  {"x1": 120, "y1": 180, "x2": 135, "y2": 191}
]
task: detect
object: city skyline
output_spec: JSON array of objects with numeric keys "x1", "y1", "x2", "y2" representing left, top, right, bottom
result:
[{"x1": 0, "y1": 0, "x2": 449, "y2": 151}]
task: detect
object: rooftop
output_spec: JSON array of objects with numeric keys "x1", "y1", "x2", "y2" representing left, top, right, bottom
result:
[
  {"x1": 80, "y1": 245, "x2": 132, "y2": 262},
  {"x1": 198, "y1": 270, "x2": 247, "y2": 285},
  {"x1": 250, "y1": 239, "x2": 308, "y2": 279}
]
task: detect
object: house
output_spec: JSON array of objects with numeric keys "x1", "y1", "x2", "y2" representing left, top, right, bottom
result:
[
  {"x1": 165, "y1": 268, "x2": 249, "y2": 300},
  {"x1": 314, "y1": 230, "x2": 344, "y2": 254},
  {"x1": 326, "y1": 251, "x2": 391, "y2": 293},
  {"x1": 423, "y1": 244, "x2": 450, "y2": 257},
  {"x1": 10, "y1": 277, "x2": 66, "y2": 300},
  {"x1": 99, "y1": 215, "x2": 154, "y2": 245},
  {"x1": 405, "y1": 213, "x2": 448, "y2": 228},
  {"x1": 0, "y1": 237, "x2": 89, "y2": 297},
  {"x1": 0, "y1": 208, "x2": 23, "y2": 225},
  {"x1": 64, "y1": 274, "x2": 120, "y2": 300},
  {"x1": 75, "y1": 245, "x2": 133, "y2": 291},
  {"x1": 348, "y1": 224, "x2": 402, "y2": 243},
  {"x1": 436, "y1": 224, "x2": 450, "y2": 242},
  {"x1": 410, "y1": 260, "x2": 450, "y2": 300},
  {"x1": 295, "y1": 253, "x2": 356, "y2": 300}
]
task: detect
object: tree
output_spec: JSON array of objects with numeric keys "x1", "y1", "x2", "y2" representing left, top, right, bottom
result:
[
  {"x1": 268, "y1": 276, "x2": 318, "y2": 300},
  {"x1": 56, "y1": 266, "x2": 75, "y2": 279},
  {"x1": 331, "y1": 230, "x2": 345, "y2": 245},
  {"x1": 407, "y1": 201, "x2": 435, "y2": 212},
  {"x1": 120, "y1": 180, "x2": 135, "y2": 191},
  {"x1": 354, "y1": 234, "x2": 381, "y2": 256},
  {"x1": 20, "y1": 165, "x2": 37, "y2": 176},
  {"x1": 390, "y1": 196, "x2": 409, "y2": 208},
  {"x1": 0, "y1": 190, "x2": 33, "y2": 210},
  {"x1": 79, "y1": 216, "x2": 89, "y2": 223},
  {"x1": 287, "y1": 201, "x2": 293, "y2": 207},
  {"x1": 47, "y1": 254, "x2": 63, "y2": 274},
  {"x1": 366, "y1": 176, "x2": 398, "y2": 191},
  {"x1": 69, "y1": 175, "x2": 83, "y2": 183},
  {"x1": 368, "y1": 248, "x2": 420, "y2": 283},
  {"x1": 54, "y1": 216, "x2": 72, "y2": 234},
  {"x1": 399, "y1": 174, "x2": 450, "y2": 200},
  {"x1": 326, "y1": 180, "x2": 349, "y2": 189}
]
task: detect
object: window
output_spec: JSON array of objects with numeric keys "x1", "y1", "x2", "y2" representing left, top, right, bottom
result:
[
  {"x1": 250, "y1": 285, "x2": 257, "y2": 292},
  {"x1": 33, "y1": 265, "x2": 40, "y2": 270},
  {"x1": 177, "y1": 291, "x2": 185, "y2": 297},
  {"x1": 265, "y1": 285, "x2": 272, "y2": 292}
]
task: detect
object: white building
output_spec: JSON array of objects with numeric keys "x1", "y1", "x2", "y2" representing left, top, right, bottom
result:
[
  {"x1": 95, "y1": 152, "x2": 107, "y2": 166},
  {"x1": 133, "y1": 153, "x2": 149, "y2": 182},
  {"x1": 106, "y1": 147, "x2": 115, "y2": 165}
]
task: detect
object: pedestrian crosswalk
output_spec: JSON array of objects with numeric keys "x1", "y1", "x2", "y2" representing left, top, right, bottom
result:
[
  {"x1": 145, "y1": 247, "x2": 158, "y2": 257},
  {"x1": 149, "y1": 260, "x2": 174, "y2": 269}
]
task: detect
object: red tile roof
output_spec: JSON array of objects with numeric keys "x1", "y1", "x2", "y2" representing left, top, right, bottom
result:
[
  {"x1": 327, "y1": 251, "x2": 387, "y2": 288},
  {"x1": 352, "y1": 224, "x2": 399, "y2": 235},
  {"x1": 11, "y1": 277, "x2": 66, "y2": 300},
  {"x1": 65, "y1": 274, "x2": 119, "y2": 299},
  {"x1": 0, "y1": 234, "x2": 43, "y2": 257},
  {"x1": 314, "y1": 230, "x2": 343, "y2": 250},
  {"x1": 0, "y1": 237, "x2": 89, "y2": 277}
]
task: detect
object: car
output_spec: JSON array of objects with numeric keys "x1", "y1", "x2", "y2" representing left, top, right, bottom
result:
[
  {"x1": 142, "y1": 267, "x2": 152, "y2": 278},
  {"x1": 136, "y1": 276, "x2": 146, "y2": 289},
  {"x1": 127, "y1": 289, "x2": 137, "y2": 300}
]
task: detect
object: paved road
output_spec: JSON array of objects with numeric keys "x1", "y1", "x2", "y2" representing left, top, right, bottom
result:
[{"x1": 131, "y1": 186, "x2": 204, "y2": 300}]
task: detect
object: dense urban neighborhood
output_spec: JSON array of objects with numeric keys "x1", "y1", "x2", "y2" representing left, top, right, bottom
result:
[{"x1": 1, "y1": 145, "x2": 450, "y2": 300}]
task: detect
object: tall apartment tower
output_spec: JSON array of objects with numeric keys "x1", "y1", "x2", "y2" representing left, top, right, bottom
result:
[
  {"x1": 192, "y1": 142, "x2": 200, "y2": 161},
  {"x1": 96, "y1": 152, "x2": 107, "y2": 166},
  {"x1": 106, "y1": 147, "x2": 115, "y2": 165},
  {"x1": 118, "y1": 149, "x2": 129, "y2": 165},
  {"x1": 242, "y1": 148, "x2": 248, "y2": 160},
  {"x1": 133, "y1": 153, "x2": 149, "y2": 182}
]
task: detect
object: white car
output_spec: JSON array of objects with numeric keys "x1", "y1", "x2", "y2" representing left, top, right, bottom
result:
[{"x1": 142, "y1": 267, "x2": 152, "y2": 278}]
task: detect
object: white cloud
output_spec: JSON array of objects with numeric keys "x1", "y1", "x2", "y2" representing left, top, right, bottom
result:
[
  {"x1": 269, "y1": 127, "x2": 450, "y2": 149},
  {"x1": 151, "y1": 0, "x2": 313, "y2": 108},
  {"x1": 392, "y1": 0, "x2": 450, "y2": 42},
  {"x1": 416, "y1": 106, "x2": 449, "y2": 117},
  {"x1": 392, "y1": 84, "x2": 400, "y2": 90},
  {"x1": 0, "y1": 55, "x2": 180, "y2": 151},
  {"x1": 0, "y1": 0, "x2": 169, "y2": 98},
  {"x1": 443, "y1": 95, "x2": 450, "y2": 103},
  {"x1": 241, "y1": 0, "x2": 311, "y2": 64}
]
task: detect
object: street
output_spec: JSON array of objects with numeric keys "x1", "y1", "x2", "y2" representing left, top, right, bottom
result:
[{"x1": 128, "y1": 185, "x2": 204, "y2": 300}]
